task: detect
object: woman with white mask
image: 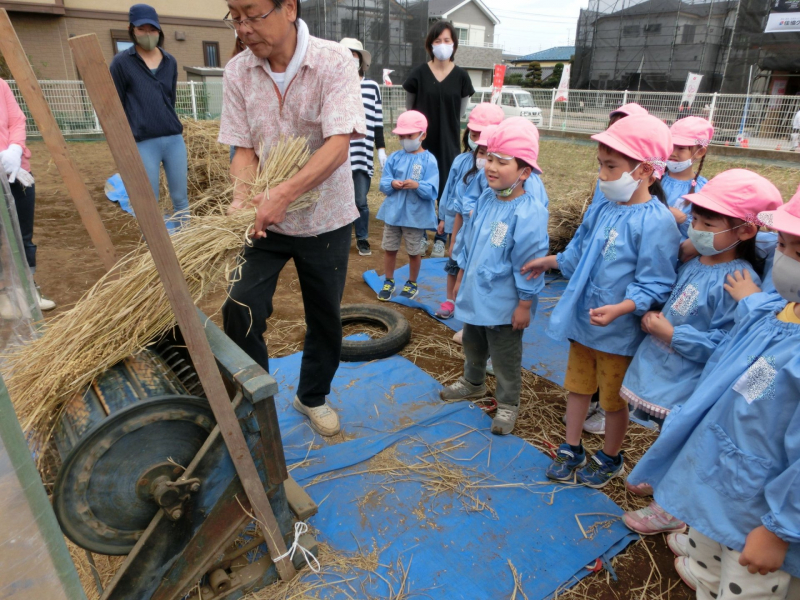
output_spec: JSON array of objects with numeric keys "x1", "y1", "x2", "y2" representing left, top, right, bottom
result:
[{"x1": 403, "y1": 20, "x2": 474, "y2": 259}]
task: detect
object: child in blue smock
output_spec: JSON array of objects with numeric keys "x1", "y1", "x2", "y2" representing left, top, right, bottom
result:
[
  {"x1": 625, "y1": 190, "x2": 800, "y2": 599},
  {"x1": 620, "y1": 169, "x2": 783, "y2": 537},
  {"x1": 662, "y1": 117, "x2": 713, "y2": 239},
  {"x1": 522, "y1": 114, "x2": 680, "y2": 488},
  {"x1": 438, "y1": 117, "x2": 549, "y2": 437},
  {"x1": 435, "y1": 103, "x2": 504, "y2": 319},
  {"x1": 376, "y1": 110, "x2": 439, "y2": 301}
]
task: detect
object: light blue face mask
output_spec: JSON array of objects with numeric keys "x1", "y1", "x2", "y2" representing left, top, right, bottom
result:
[
  {"x1": 467, "y1": 137, "x2": 478, "y2": 151},
  {"x1": 402, "y1": 134, "x2": 423, "y2": 153},
  {"x1": 687, "y1": 222, "x2": 743, "y2": 256}
]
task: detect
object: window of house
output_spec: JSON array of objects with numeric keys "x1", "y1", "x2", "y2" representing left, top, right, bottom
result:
[
  {"x1": 682, "y1": 24, "x2": 696, "y2": 44},
  {"x1": 203, "y1": 42, "x2": 220, "y2": 68},
  {"x1": 643, "y1": 23, "x2": 662, "y2": 34},
  {"x1": 454, "y1": 26, "x2": 469, "y2": 42},
  {"x1": 622, "y1": 25, "x2": 639, "y2": 36},
  {"x1": 111, "y1": 29, "x2": 134, "y2": 54},
  {"x1": 341, "y1": 18, "x2": 359, "y2": 39},
  {"x1": 501, "y1": 93, "x2": 516, "y2": 107}
]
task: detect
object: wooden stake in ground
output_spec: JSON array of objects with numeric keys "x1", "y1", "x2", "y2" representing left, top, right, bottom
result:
[
  {"x1": 67, "y1": 33, "x2": 296, "y2": 582},
  {"x1": 0, "y1": 9, "x2": 117, "y2": 272}
]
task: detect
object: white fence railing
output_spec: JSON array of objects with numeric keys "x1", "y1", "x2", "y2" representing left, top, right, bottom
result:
[{"x1": 8, "y1": 80, "x2": 800, "y2": 153}]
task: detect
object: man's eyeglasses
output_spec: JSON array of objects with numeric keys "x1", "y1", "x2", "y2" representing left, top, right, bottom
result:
[{"x1": 222, "y1": 8, "x2": 276, "y2": 30}]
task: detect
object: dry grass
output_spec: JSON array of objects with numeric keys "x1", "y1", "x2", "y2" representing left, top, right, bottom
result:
[{"x1": 5, "y1": 137, "x2": 316, "y2": 451}]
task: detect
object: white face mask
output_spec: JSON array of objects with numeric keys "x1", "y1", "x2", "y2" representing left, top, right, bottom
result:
[
  {"x1": 475, "y1": 157, "x2": 486, "y2": 170},
  {"x1": 402, "y1": 133, "x2": 423, "y2": 153},
  {"x1": 597, "y1": 164, "x2": 642, "y2": 203},
  {"x1": 771, "y1": 249, "x2": 800, "y2": 303},
  {"x1": 467, "y1": 136, "x2": 478, "y2": 151},
  {"x1": 352, "y1": 56, "x2": 361, "y2": 69},
  {"x1": 432, "y1": 43, "x2": 454, "y2": 61},
  {"x1": 687, "y1": 223, "x2": 743, "y2": 256},
  {"x1": 666, "y1": 158, "x2": 693, "y2": 173}
]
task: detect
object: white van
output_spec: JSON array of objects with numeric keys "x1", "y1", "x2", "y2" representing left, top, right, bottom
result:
[{"x1": 467, "y1": 86, "x2": 543, "y2": 127}]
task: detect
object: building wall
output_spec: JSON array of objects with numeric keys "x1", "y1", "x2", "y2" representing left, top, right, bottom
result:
[
  {"x1": 64, "y1": 0, "x2": 225, "y2": 20},
  {"x1": 456, "y1": 45, "x2": 501, "y2": 70},
  {"x1": 4, "y1": 7, "x2": 233, "y2": 81},
  {"x1": 447, "y1": 2, "x2": 494, "y2": 44}
]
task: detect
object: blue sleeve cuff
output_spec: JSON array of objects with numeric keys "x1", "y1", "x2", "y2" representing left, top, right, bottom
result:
[
  {"x1": 762, "y1": 513, "x2": 800, "y2": 545},
  {"x1": 556, "y1": 252, "x2": 573, "y2": 278},
  {"x1": 518, "y1": 291, "x2": 536, "y2": 301},
  {"x1": 624, "y1": 291, "x2": 650, "y2": 316}
]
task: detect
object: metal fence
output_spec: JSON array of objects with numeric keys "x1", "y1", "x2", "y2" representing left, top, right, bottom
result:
[{"x1": 8, "y1": 80, "x2": 800, "y2": 152}]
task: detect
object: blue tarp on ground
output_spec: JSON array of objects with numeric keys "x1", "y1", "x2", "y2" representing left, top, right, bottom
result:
[
  {"x1": 363, "y1": 259, "x2": 570, "y2": 384},
  {"x1": 104, "y1": 173, "x2": 180, "y2": 234},
  {"x1": 271, "y1": 345, "x2": 635, "y2": 598}
]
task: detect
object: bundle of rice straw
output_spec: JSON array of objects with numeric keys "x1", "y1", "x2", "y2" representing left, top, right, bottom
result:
[
  {"x1": 5, "y1": 136, "x2": 316, "y2": 449},
  {"x1": 547, "y1": 182, "x2": 594, "y2": 255}
]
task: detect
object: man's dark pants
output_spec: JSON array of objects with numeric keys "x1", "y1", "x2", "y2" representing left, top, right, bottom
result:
[{"x1": 222, "y1": 223, "x2": 351, "y2": 408}]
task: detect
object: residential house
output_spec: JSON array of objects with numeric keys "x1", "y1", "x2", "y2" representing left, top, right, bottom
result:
[
  {"x1": 427, "y1": 0, "x2": 502, "y2": 88},
  {"x1": 510, "y1": 46, "x2": 574, "y2": 80},
  {"x1": 0, "y1": 0, "x2": 235, "y2": 80}
]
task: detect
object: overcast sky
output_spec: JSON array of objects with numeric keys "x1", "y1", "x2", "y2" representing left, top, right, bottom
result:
[{"x1": 488, "y1": 0, "x2": 587, "y2": 56}]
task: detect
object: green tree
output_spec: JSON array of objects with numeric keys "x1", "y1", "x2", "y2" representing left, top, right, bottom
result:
[
  {"x1": 543, "y1": 63, "x2": 564, "y2": 88},
  {"x1": 526, "y1": 62, "x2": 543, "y2": 88},
  {"x1": 504, "y1": 72, "x2": 526, "y2": 86}
]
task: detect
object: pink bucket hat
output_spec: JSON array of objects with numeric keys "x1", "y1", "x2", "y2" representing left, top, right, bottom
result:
[
  {"x1": 486, "y1": 117, "x2": 542, "y2": 174},
  {"x1": 671, "y1": 116, "x2": 714, "y2": 147},
  {"x1": 468, "y1": 103, "x2": 505, "y2": 132},
  {"x1": 591, "y1": 114, "x2": 672, "y2": 178},
  {"x1": 393, "y1": 110, "x2": 428, "y2": 135},
  {"x1": 609, "y1": 102, "x2": 648, "y2": 119},
  {"x1": 758, "y1": 184, "x2": 800, "y2": 235},
  {"x1": 477, "y1": 124, "x2": 499, "y2": 147},
  {"x1": 682, "y1": 169, "x2": 783, "y2": 225}
]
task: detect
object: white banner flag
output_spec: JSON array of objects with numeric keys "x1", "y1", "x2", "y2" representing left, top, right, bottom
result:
[
  {"x1": 680, "y1": 72, "x2": 703, "y2": 108},
  {"x1": 555, "y1": 64, "x2": 571, "y2": 102},
  {"x1": 383, "y1": 69, "x2": 394, "y2": 86}
]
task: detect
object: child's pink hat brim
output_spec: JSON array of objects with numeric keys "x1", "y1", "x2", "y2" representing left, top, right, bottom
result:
[
  {"x1": 759, "y1": 184, "x2": 800, "y2": 235},
  {"x1": 393, "y1": 110, "x2": 428, "y2": 135},
  {"x1": 670, "y1": 116, "x2": 714, "y2": 147},
  {"x1": 468, "y1": 103, "x2": 505, "y2": 132},
  {"x1": 477, "y1": 124, "x2": 499, "y2": 147},
  {"x1": 486, "y1": 117, "x2": 542, "y2": 174},
  {"x1": 682, "y1": 168, "x2": 783, "y2": 224},
  {"x1": 591, "y1": 114, "x2": 672, "y2": 178}
]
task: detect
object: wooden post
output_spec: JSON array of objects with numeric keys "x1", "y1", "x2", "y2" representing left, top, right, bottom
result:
[
  {"x1": 67, "y1": 33, "x2": 296, "y2": 582},
  {"x1": 0, "y1": 10, "x2": 117, "y2": 272}
]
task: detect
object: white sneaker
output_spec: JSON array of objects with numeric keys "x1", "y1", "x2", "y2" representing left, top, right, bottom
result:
[
  {"x1": 431, "y1": 240, "x2": 446, "y2": 258},
  {"x1": 486, "y1": 358, "x2": 495, "y2": 376},
  {"x1": 0, "y1": 292, "x2": 20, "y2": 319},
  {"x1": 36, "y1": 286, "x2": 56, "y2": 311},
  {"x1": 452, "y1": 329, "x2": 463, "y2": 345},
  {"x1": 583, "y1": 408, "x2": 606, "y2": 435},
  {"x1": 292, "y1": 396, "x2": 341, "y2": 436},
  {"x1": 419, "y1": 239, "x2": 430, "y2": 256},
  {"x1": 562, "y1": 400, "x2": 599, "y2": 425}
]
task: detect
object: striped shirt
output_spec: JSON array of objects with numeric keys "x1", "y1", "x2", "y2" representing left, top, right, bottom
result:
[{"x1": 350, "y1": 78, "x2": 384, "y2": 177}]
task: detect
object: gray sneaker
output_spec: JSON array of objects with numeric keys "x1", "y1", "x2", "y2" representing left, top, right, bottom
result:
[
  {"x1": 583, "y1": 408, "x2": 606, "y2": 435},
  {"x1": 431, "y1": 240, "x2": 446, "y2": 258},
  {"x1": 562, "y1": 400, "x2": 599, "y2": 425},
  {"x1": 491, "y1": 404, "x2": 518, "y2": 435},
  {"x1": 439, "y1": 376, "x2": 486, "y2": 402},
  {"x1": 419, "y1": 239, "x2": 430, "y2": 256}
]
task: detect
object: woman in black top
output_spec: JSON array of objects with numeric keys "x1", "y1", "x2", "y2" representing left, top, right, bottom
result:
[
  {"x1": 403, "y1": 20, "x2": 474, "y2": 254},
  {"x1": 110, "y1": 4, "x2": 188, "y2": 227}
]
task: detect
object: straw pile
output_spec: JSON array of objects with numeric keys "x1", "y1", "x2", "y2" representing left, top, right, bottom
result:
[{"x1": 6, "y1": 136, "x2": 316, "y2": 449}]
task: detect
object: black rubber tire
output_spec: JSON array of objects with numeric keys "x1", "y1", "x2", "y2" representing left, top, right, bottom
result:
[{"x1": 340, "y1": 304, "x2": 412, "y2": 362}]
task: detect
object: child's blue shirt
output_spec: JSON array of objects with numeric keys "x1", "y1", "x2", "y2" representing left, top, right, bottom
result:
[
  {"x1": 661, "y1": 173, "x2": 709, "y2": 239},
  {"x1": 455, "y1": 188, "x2": 549, "y2": 326},
  {"x1": 622, "y1": 257, "x2": 760, "y2": 413},
  {"x1": 548, "y1": 198, "x2": 681, "y2": 356},
  {"x1": 629, "y1": 293, "x2": 800, "y2": 578},
  {"x1": 377, "y1": 149, "x2": 439, "y2": 229},
  {"x1": 438, "y1": 152, "x2": 473, "y2": 234}
]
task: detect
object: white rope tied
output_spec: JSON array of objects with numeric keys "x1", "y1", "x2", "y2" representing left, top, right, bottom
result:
[{"x1": 274, "y1": 522, "x2": 320, "y2": 573}]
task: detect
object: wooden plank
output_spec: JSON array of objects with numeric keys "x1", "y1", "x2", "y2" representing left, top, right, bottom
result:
[
  {"x1": 284, "y1": 476, "x2": 318, "y2": 521},
  {"x1": 67, "y1": 33, "x2": 296, "y2": 582},
  {"x1": 0, "y1": 9, "x2": 117, "y2": 272}
]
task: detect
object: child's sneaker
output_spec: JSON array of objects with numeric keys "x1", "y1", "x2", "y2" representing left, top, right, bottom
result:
[
  {"x1": 623, "y1": 501, "x2": 687, "y2": 535},
  {"x1": 377, "y1": 278, "x2": 395, "y2": 301},
  {"x1": 486, "y1": 358, "x2": 495, "y2": 376},
  {"x1": 439, "y1": 377, "x2": 486, "y2": 402},
  {"x1": 562, "y1": 399, "x2": 599, "y2": 425},
  {"x1": 491, "y1": 404, "x2": 518, "y2": 435},
  {"x1": 399, "y1": 280, "x2": 419, "y2": 300},
  {"x1": 431, "y1": 240, "x2": 446, "y2": 258},
  {"x1": 452, "y1": 329, "x2": 463, "y2": 344},
  {"x1": 576, "y1": 450, "x2": 624, "y2": 489},
  {"x1": 673, "y1": 556, "x2": 699, "y2": 591},
  {"x1": 546, "y1": 444, "x2": 587, "y2": 482},
  {"x1": 583, "y1": 407, "x2": 606, "y2": 434},
  {"x1": 667, "y1": 532, "x2": 691, "y2": 558},
  {"x1": 435, "y1": 300, "x2": 455, "y2": 318}
]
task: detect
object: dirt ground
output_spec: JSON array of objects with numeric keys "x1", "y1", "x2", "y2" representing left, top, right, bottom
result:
[{"x1": 29, "y1": 138, "x2": 800, "y2": 600}]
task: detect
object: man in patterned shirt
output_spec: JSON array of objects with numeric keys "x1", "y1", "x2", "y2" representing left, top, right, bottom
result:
[{"x1": 219, "y1": 0, "x2": 366, "y2": 436}]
